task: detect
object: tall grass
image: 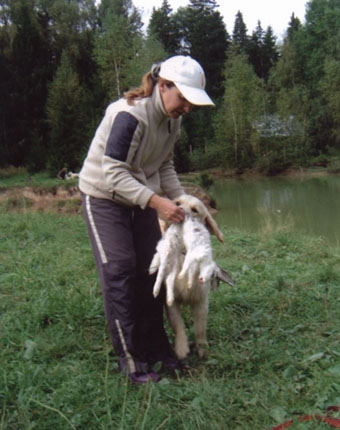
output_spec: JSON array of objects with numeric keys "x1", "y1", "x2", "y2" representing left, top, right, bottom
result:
[{"x1": 1, "y1": 209, "x2": 340, "y2": 429}]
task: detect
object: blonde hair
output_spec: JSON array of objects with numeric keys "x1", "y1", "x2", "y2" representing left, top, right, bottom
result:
[
  {"x1": 124, "y1": 71, "x2": 157, "y2": 106},
  {"x1": 124, "y1": 67, "x2": 175, "y2": 106}
]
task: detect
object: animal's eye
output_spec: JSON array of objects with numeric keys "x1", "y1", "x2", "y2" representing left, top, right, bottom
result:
[
  {"x1": 175, "y1": 202, "x2": 181, "y2": 206},
  {"x1": 191, "y1": 207, "x2": 198, "y2": 213}
]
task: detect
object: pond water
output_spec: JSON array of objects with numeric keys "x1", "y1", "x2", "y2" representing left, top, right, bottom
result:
[{"x1": 209, "y1": 174, "x2": 340, "y2": 245}]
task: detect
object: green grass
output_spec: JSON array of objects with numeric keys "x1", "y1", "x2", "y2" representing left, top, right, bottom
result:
[
  {"x1": 1, "y1": 209, "x2": 340, "y2": 429},
  {"x1": 0, "y1": 167, "x2": 78, "y2": 190}
]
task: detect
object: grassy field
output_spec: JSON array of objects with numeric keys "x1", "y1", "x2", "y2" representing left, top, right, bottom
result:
[{"x1": 1, "y1": 174, "x2": 340, "y2": 429}]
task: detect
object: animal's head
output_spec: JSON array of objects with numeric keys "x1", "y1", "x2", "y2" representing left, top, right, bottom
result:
[{"x1": 173, "y1": 194, "x2": 224, "y2": 243}]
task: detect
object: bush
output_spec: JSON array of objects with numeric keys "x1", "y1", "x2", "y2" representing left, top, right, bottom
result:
[
  {"x1": 256, "y1": 153, "x2": 291, "y2": 176},
  {"x1": 189, "y1": 143, "x2": 222, "y2": 171},
  {"x1": 196, "y1": 173, "x2": 214, "y2": 190},
  {"x1": 327, "y1": 159, "x2": 340, "y2": 174}
]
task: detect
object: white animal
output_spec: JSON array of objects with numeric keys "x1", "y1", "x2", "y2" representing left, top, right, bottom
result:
[
  {"x1": 150, "y1": 194, "x2": 234, "y2": 360},
  {"x1": 149, "y1": 222, "x2": 184, "y2": 307},
  {"x1": 65, "y1": 172, "x2": 79, "y2": 180},
  {"x1": 178, "y1": 214, "x2": 220, "y2": 289}
]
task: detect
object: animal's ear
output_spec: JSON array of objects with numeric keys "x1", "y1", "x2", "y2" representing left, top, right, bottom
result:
[
  {"x1": 215, "y1": 266, "x2": 234, "y2": 286},
  {"x1": 205, "y1": 213, "x2": 224, "y2": 243}
]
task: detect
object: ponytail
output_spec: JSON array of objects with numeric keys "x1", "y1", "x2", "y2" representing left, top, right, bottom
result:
[{"x1": 124, "y1": 63, "x2": 164, "y2": 106}]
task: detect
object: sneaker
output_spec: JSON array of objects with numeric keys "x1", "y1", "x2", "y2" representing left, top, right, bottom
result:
[{"x1": 129, "y1": 371, "x2": 161, "y2": 384}]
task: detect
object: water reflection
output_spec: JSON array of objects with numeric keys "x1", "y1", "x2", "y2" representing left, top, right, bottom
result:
[{"x1": 210, "y1": 175, "x2": 340, "y2": 245}]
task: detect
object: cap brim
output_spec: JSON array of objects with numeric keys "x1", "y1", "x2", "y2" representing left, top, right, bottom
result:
[{"x1": 175, "y1": 83, "x2": 215, "y2": 106}]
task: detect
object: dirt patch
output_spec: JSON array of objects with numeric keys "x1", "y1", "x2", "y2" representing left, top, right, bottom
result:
[
  {"x1": 0, "y1": 184, "x2": 217, "y2": 214},
  {"x1": 0, "y1": 186, "x2": 82, "y2": 214}
]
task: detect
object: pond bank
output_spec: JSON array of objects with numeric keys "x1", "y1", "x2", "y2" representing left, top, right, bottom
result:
[{"x1": 179, "y1": 166, "x2": 339, "y2": 183}]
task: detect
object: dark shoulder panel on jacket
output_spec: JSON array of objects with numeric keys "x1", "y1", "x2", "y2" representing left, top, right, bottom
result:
[{"x1": 105, "y1": 111, "x2": 139, "y2": 162}]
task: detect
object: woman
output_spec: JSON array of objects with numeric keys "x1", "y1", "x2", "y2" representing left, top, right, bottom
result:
[{"x1": 79, "y1": 55, "x2": 214, "y2": 384}]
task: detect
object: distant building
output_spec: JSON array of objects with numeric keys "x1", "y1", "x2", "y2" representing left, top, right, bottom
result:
[{"x1": 254, "y1": 115, "x2": 304, "y2": 138}]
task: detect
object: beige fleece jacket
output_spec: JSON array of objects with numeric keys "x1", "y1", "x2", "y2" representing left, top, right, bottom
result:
[{"x1": 79, "y1": 85, "x2": 185, "y2": 209}]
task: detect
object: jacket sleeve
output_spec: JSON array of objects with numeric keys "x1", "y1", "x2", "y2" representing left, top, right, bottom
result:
[{"x1": 102, "y1": 111, "x2": 154, "y2": 209}]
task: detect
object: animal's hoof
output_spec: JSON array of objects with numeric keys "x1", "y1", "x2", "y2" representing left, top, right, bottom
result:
[
  {"x1": 153, "y1": 290, "x2": 159, "y2": 298},
  {"x1": 197, "y1": 344, "x2": 209, "y2": 359},
  {"x1": 175, "y1": 344, "x2": 190, "y2": 360}
]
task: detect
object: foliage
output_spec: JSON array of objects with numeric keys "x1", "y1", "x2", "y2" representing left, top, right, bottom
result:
[
  {"x1": 247, "y1": 23, "x2": 278, "y2": 81},
  {"x1": 2, "y1": 0, "x2": 52, "y2": 169},
  {"x1": 1, "y1": 208, "x2": 340, "y2": 429},
  {"x1": 188, "y1": 142, "x2": 222, "y2": 171},
  {"x1": 1, "y1": 0, "x2": 340, "y2": 174},
  {"x1": 232, "y1": 10, "x2": 248, "y2": 53},
  {"x1": 195, "y1": 172, "x2": 214, "y2": 189},
  {"x1": 320, "y1": 57, "x2": 340, "y2": 147},
  {"x1": 214, "y1": 50, "x2": 265, "y2": 169},
  {"x1": 148, "y1": 0, "x2": 180, "y2": 55},
  {"x1": 93, "y1": 12, "x2": 139, "y2": 101},
  {"x1": 46, "y1": 51, "x2": 88, "y2": 175},
  {"x1": 173, "y1": 127, "x2": 191, "y2": 173},
  {"x1": 173, "y1": 0, "x2": 229, "y2": 102},
  {"x1": 123, "y1": 35, "x2": 167, "y2": 91}
]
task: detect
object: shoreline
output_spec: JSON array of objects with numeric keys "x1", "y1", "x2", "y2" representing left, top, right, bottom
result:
[{"x1": 179, "y1": 166, "x2": 338, "y2": 182}]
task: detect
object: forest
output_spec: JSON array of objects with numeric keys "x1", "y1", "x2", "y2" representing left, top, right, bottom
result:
[{"x1": 1, "y1": 0, "x2": 340, "y2": 176}]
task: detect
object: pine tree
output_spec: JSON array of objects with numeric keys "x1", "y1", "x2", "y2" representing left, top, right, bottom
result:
[
  {"x1": 174, "y1": 0, "x2": 229, "y2": 101},
  {"x1": 46, "y1": 51, "x2": 87, "y2": 173},
  {"x1": 293, "y1": 0, "x2": 340, "y2": 150},
  {"x1": 261, "y1": 26, "x2": 278, "y2": 80},
  {"x1": 286, "y1": 13, "x2": 302, "y2": 40},
  {"x1": 321, "y1": 57, "x2": 340, "y2": 147},
  {"x1": 232, "y1": 10, "x2": 248, "y2": 53},
  {"x1": 148, "y1": 0, "x2": 180, "y2": 55},
  {"x1": 168, "y1": 0, "x2": 229, "y2": 160},
  {"x1": 247, "y1": 21, "x2": 263, "y2": 78},
  {"x1": 10, "y1": 0, "x2": 53, "y2": 169}
]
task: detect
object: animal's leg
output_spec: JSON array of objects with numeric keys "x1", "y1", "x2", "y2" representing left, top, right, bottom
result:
[
  {"x1": 166, "y1": 304, "x2": 190, "y2": 359},
  {"x1": 149, "y1": 252, "x2": 160, "y2": 274},
  {"x1": 165, "y1": 271, "x2": 177, "y2": 306},
  {"x1": 192, "y1": 294, "x2": 209, "y2": 358},
  {"x1": 164, "y1": 254, "x2": 180, "y2": 306},
  {"x1": 186, "y1": 264, "x2": 197, "y2": 289},
  {"x1": 199, "y1": 262, "x2": 217, "y2": 284},
  {"x1": 152, "y1": 261, "x2": 166, "y2": 298},
  {"x1": 179, "y1": 257, "x2": 198, "y2": 289},
  {"x1": 178, "y1": 253, "x2": 191, "y2": 280}
]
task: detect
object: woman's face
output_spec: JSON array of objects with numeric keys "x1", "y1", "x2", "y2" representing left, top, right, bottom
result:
[{"x1": 159, "y1": 81, "x2": 193, "y2": 119}]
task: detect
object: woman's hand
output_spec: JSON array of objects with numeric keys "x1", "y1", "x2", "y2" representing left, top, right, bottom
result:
[{"x1": 148, "y1": 194, "x2": 185, "y2": 224}]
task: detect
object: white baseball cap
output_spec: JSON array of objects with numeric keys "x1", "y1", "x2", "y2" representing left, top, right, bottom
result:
[{"x1": 158, "y1": 56, "x2": 215, "y2": 106}]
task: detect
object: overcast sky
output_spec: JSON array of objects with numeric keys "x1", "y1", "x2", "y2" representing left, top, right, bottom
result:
[{"x1": 133, "y1": 0, "x2": 307, "y2": 40}]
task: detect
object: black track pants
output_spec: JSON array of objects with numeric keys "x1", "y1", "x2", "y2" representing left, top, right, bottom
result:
[{"x1": 81, "y1": 193, "x2": 173, "y2": 373}]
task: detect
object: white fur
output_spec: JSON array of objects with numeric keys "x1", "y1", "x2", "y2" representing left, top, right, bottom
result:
[
  {"x1": 149, "y1": 223, "x2": 184, "y2": 306},
  {"x1": 150, "y1": 194, "x2": 227, "y2": 360},
  {"x1": 178, "y1": 215, "x2": 219, "y2": 288}
]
